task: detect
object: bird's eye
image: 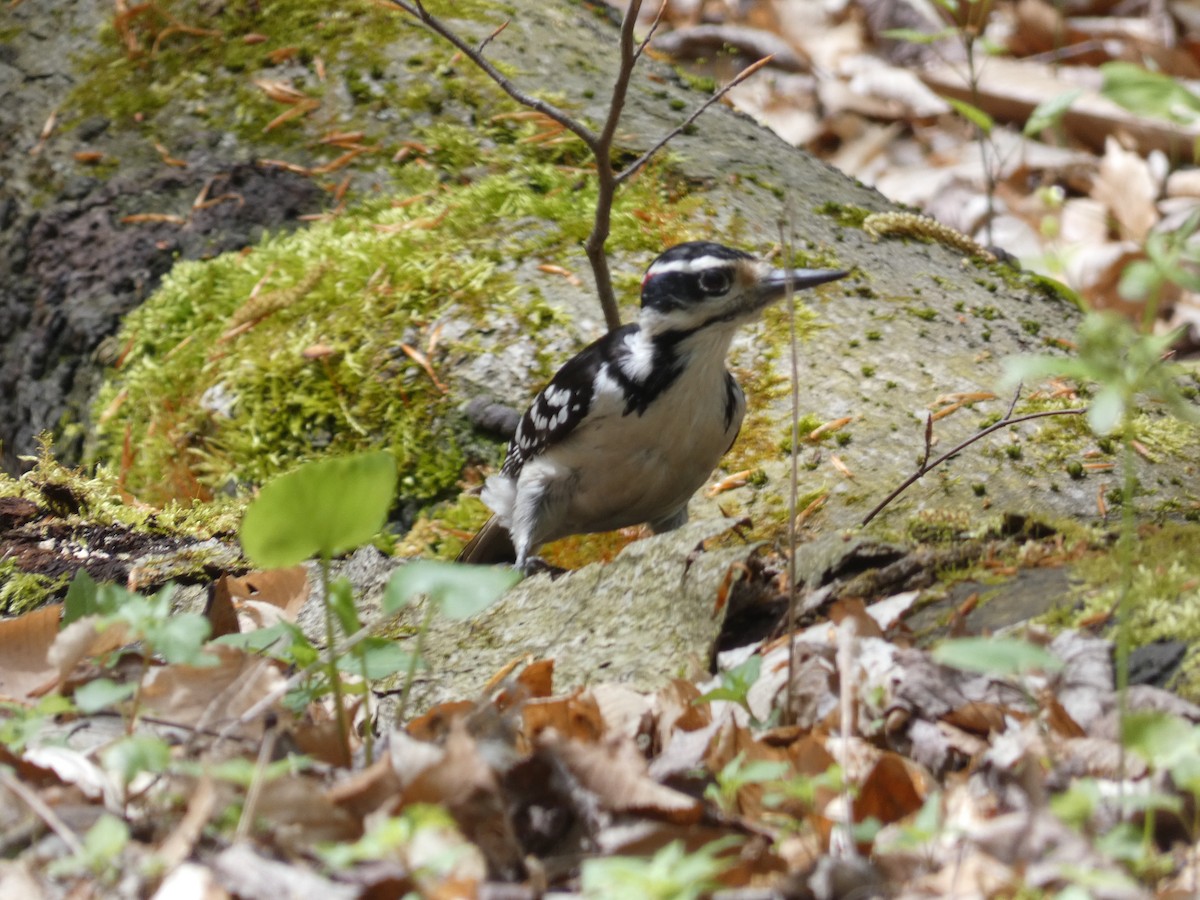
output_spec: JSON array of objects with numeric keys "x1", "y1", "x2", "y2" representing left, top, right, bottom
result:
[{"x1": 698, "y1": 270, "x2": 731, "y2": 295}]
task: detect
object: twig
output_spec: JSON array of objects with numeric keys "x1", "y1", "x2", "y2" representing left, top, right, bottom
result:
[
  {"x1": 782, "y1": 218, "x2": 800, "y2": 727},
  {"x1": 386, "y1": 1, "x2": 598, "y2": 148},
  {"x1": 615, "y1": 54, "x2": 775, "y2": 186},
  {"x1": 0, "y1": 767, "x2": 85, "y2": 856},
  {"x1": 387, "y1": 0, "x2": 774, "y2": 332},
  {"x1": 476, "y1": 19, "x2": 507, "y2": 55},
  {"x1": 634, "y1": 0, "x2": 668, "y2": 60},
  {"x1": 919, "y1": 412, "x2": 933, "y2": 473},
  {"x1": 860, "y1": 400, "x2": 1088, "y2": 526},
  {"x1": 1004, "y1": 383, "x2": 1022, "y2": 419},
  {"x1": 582, "y1": 0, "x2": 646, "y2": 329}
]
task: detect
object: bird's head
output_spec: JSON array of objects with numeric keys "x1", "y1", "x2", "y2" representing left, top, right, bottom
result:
[{"x1": 638, "y1": 241, "x2": 849, "y2": 336}]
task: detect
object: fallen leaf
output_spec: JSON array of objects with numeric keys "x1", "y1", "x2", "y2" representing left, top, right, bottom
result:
[{"x1": 0, "y1": 604, "x2": 62, "y2": 701}]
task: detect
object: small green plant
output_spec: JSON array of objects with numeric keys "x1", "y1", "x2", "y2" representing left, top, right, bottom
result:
[
  {"x1": 238, "y1": 450, "x2": 517, "y2": 756},
  {"x1": 580, "y1": 836, "x2": 741, "y2": 900},
  {"x1": 46, "y1": 814, "x2": 129, "y2": 881},
  {"x1": 62, "y1": 570, "x2": 215, "y2": 729},
  {"x1": 703, "y1": 751, "x2": 791, "y2": 816},
  {"x1": 0, "y1": 696, "x2": 75, "y2": 753},
  {"x1": 696, "y1": 654, "x2": 763, "y2": 722},
  {"x1": 319, "y1": 803, "x2": 482, "y2": 882},
  {"x1": 240, "y1": 450, "x2": 398, "y2": 762}
]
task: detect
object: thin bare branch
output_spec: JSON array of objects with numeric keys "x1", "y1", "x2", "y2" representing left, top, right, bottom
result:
[
  {"x1": 861, "y1": 404, "x2": 1088, "y2": 526},
  {"x1": 919, "y1": 412, "x2": 933, "y2": 473},
  {"x1": 1004, "y1": 383, "x2": 1022, "y2": 419},
  {"x1": 385, "y1": 0, "x2": 599, "y2": 151},
  {"x1": 782, "y1": 215, "x2": 800, "y2": 728},
  {"x1": 477, "y1": 19, "x2": 508, "y2": 55},
  {"x1": 634, "y1": 0, "x2": 668, "y2": 60},
  {"x1": 583, "y1": 0, "x2": 645, "y2": 330},
  {"x1": 615, "y1": 54, "x2": 775, "y2": 185},
  {"x1": 0, "y1": 767, "x2": 85, "y2": 856}
]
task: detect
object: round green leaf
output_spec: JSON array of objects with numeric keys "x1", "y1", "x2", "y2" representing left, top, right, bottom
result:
[
  {"x1": 383, "y1": 560, "x2": 520, "y2": 620},
  {"x1": 240, "y1": 451, "x2": 398, "y2": 567},
  {"x1": 932, "y1": 636, "x2": 1063, "y2": 676}
]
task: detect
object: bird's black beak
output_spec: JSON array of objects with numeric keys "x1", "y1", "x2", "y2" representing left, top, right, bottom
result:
[{"x1": 756, "y1": 267, "x2": 850, "y2": 305}]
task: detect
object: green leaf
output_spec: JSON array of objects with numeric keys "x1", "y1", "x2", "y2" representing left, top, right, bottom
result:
[
  {"x1": 143, "y1": 612, "x2": 214, "y2": 666},
  {"x1": 932, "y1": 636, "x2": 1063, "y2": 676},
  {"x1": 697, "y1": 655, "x2": 762, "y2": 707},
  {"x1": 880, "y1": 27, "x2": 957, "y2": 45},
  {"x1": 102, "y1": 735, "x2": 171, "y2": 786},
  {"x1": 327, "y1": 578, "x2": 361, "y2": 637},
  {"x1": 48, "y1": 814, "x2": 130, "y2": 877},
  {"x1": 74, "y1": 678, "x2": 137, "y2": 714},
  {"x1": 382, "y1": 560, "x2": 520, "y2": 620},
  {"x1": 1023, "y1": 89, "x2": 1082, "y2": 136},
  {"x1": 1122, "y1": 710, "x2": 1200, "y2": 768},
  {"x1": 1101, "y1": 62, "x2": 1200, "y2": 124},
  {"x1": 945, "y1": 97, "x2": 994, "y2": 134},
  {"x1": 212, "y1": 621, "x2": 306, "y2": 657},
  {"x1": 240, "y1": 450, "x2": 398, "y2": 568},
  {"x1": 340, "y1": 637, "x2": 412, "y2": 679},
  {"x1": 1086, "y1": 386, "x2": 1125, "y2": 436},
  {"x1": 62, "y1": 569, "x2": 99, "y2": 626},
  {"x1": 1117, "y1": 259, "x2": 1162, "y2": 301}
]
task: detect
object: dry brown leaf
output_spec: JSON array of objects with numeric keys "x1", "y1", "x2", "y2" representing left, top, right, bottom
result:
[
  {"x1": 828, "y1": 598, "x2": 884, "y2": 639},
  {"x1": 521, "y1": 690, "x2": 604, "y2": 744},
  {"x1": 654, "y1": 677, "x2": 711, "y2": 751},
  {"x1": 156, "y1": 775, "x2": 216, "y2": 872},
  {"x1": 219, "y1": 567, "x2": 309, "y2": 635},
  {"x1": 255, "y1": 775, "x2": 362, "y2": 850},
  {"x1": 326, "y1": 753, "x2": 404, "y2": 820},
  {"x1": 406, "y1": 700, "x2": 475, "y2": 742},
  {"x1": 942, "y1": 701, "x2": 1010, "y2": 736},
  {"x1": 139, "y1": 644, "x2": 287, "y2": 740},
  {"x1": 590, "y1": 683, "x2": 653, "y2": 743},
  {"x1": 545, "y1": 731, "x2": 703, "y2": 825},
  {"x1": 852, "y1": 752, "x2": 928, "y2": 828},
  {"x1": 515, "y1": 657, "x2": 554, "y2": 698},
  {"x1": 21, "y1": 744, "x2": 119, "y2": 807},
  {"x1": 1092, "y1": 136, "x2": 1160, "y2": 242},
  {"x1": 923, "y1": 57, "x2": 1200, "y2": 156},
  {"x1": 0, "y1": 604, "x2": 62, "y2": 701},
  {"x1": 1038, "y1": 689, "x2": 1086, "y2": 738},
  {"x1": 398, "y1": 720, "x2": 525, "y2": 879},
  {"x1": 48, "y1": 615, "x2": 130, "y2": 688}
]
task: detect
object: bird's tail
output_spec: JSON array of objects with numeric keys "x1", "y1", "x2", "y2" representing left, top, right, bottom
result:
[{"x1": 456, "y1": 515, "x2": 517, "y2": 565}]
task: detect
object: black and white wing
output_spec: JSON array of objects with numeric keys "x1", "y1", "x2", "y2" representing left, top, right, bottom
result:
[{"x1": 499, "y1": 323, "x2": 638, "y2": 478}]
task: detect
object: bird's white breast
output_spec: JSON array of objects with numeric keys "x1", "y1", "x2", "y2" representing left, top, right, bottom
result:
[{"x1": 533, "y1": 325, "x2": 744, "y2": 539}]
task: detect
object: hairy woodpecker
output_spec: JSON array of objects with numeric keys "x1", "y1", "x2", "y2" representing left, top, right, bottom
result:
[{"x1": 458, "y1": 241, "x2": 849, "y2": 568}]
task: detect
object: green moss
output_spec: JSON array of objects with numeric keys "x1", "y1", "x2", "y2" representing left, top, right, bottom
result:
[
  {"x1": 676, "y1": 69, "x2": 716, "y2": 93},
  {"x1": 64, "y1": 0, "x2": 510, "y2": 192},
  {"x1": 1068, "y1": 522, "x2": 1200, "y2": 700},
  {"x1": 2, "y1": 436, "x2": 241, "y2": 536},
  {"x1": 907, "y1": 509, "x2": 972, "y2": 543},
  {"x1": 91, "y1": 153, "x2": 694, "y2": 504},
  {"x1": 0, "y1": 562, "x2": 69, "y2": 617},
  {"x1": 814, "y1": 201, "x2": 871, "y2": 229}
]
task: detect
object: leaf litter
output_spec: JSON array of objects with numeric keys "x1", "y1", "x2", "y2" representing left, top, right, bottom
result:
[{"x1": 3, "y1": 548, "x2": 1200, "y2": 897}]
